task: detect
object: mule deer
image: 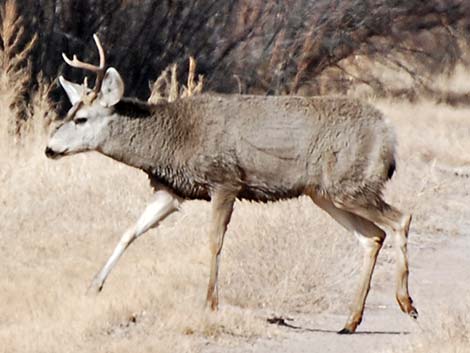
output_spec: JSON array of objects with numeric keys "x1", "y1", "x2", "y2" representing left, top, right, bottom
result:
[{"x1": 45, "y1": 35, "x2": 417, "y2": 333}]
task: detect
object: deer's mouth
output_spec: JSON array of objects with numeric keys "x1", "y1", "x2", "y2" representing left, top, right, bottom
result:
[{"x1": 45, "y1": 146, "x2": 68, "y2": 159}]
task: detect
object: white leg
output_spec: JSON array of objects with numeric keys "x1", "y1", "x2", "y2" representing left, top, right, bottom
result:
[
  {"x1": 331, "y1": 200, "x2": 418, "y2": 319},
  {"x1": 87, "y1": 188, "x2": 182, "y2": 293}
]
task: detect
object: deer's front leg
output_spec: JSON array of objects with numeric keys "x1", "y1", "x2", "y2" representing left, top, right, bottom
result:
[
  {"x1": 87, "y1": 188, "x2": 182, "y2": 294},
  {"x1": 206, "y1": 188, "x2": 236, "y2": 310}
]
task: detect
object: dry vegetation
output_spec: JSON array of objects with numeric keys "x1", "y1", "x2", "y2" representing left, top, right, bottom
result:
[
  {"x1": 0, "y1": 0, "x2": 49, "y2": 145},
  {"x1": 148, "y1": 57, "x2": 204, "y2": 104},
  {"x1": 8, "y1": 0, "x2": 470, "y2": 97},
  {"x1": 0, "y1": 0, "x2": 38, "y2": 134},
  {"x1": 387, "y1": 303, "x2": 470, "y2": 353},
  {"x1": 1, "y1": 1, "x2": 470, "y2": 352}
]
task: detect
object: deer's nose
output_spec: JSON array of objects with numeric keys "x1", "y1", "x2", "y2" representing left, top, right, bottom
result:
[{"x1": 45, "y1": 146, "x2": 57, "y2": 158}]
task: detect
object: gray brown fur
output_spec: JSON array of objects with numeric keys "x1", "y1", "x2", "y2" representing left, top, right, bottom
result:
[{"x1": 103, "y1": 94, "x2": 396, "y2": 207}]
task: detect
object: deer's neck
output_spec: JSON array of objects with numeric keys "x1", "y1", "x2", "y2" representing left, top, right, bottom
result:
[{"x1": 99, "y1": 99, "x2": 186, "y2": 173}]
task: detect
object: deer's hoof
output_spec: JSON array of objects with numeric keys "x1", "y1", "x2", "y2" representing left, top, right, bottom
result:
[
  {"x1": 397, "y1": 295, "x2": 418, "y2": 319},
  {"x1": 205, "y1": 299, "x2": 218, "y2": 312},
  {"x1": 409, "y1": 307, "x2": 419, "y2": 320},
  {"x1": 337, "y1": 327, "x2": 355, "y2": 335},
  {"x1": 86, "y1": 280, "x2": 103, "y2": 296}
]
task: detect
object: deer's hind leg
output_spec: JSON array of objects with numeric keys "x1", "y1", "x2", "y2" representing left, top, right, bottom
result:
[
  {"x1": 310, "y1": 193, "x2": 386, "y2": 334},
  {"x1": 332, "y1": 197, "x2": 418, "y2": 322}
]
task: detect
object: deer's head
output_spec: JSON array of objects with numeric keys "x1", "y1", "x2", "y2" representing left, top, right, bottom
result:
[{"x1": 45, "y1": 35, "x2": 124, "y2": 159}]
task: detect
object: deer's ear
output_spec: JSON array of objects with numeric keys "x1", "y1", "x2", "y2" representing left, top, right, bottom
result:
[
  {"x1": 99, "y1": 67, "x2": 124, "y2": 107},
  {"x1": 59, "y1": 76, "x2": 83, "y2": 105}
]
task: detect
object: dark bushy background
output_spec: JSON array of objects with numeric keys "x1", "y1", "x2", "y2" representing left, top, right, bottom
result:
[{"x1": 11, "y1": 0, "x2": 470, "y2": 98}]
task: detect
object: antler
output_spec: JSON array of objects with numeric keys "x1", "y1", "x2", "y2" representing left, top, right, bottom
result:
[{"x1": 62, "y1": 34, "x2": 106, "y2": 99}]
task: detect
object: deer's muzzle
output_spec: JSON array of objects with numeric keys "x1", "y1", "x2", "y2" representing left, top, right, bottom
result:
[{"x1": 45, "y1": 146, "x2": 66, "y2": 159}]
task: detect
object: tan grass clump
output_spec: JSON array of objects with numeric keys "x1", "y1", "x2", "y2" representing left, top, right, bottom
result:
[
  {"x1": 20, "y1": 74, "x2": 56, "y2": 145},
  {"x1": 0, "y1": 0, "x2": 38, "y2": 138},
  {"x1": 148, "y1": 56, "x2": 204, "y2": 104}
]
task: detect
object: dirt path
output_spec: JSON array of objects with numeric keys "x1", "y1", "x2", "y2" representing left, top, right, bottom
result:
[{"x1": 204, "y1": 234, "x2": 469, "y2": 353}]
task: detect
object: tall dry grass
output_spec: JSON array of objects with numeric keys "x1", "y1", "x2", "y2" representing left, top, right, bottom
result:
[
  {"x1": 148, "y1": 56, "x2": 204, "y2": 104},
  {"x1": 0, "y1": 0, "x2": 38, "y2": 137}
]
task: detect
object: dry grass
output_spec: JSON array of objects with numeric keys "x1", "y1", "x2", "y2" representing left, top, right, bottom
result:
[
  {"x1": 148, "y1": 56, "x2": 204, "y2": 104},
  {"x1": 0, "y1": 0, "x2": 37, "y2": 135},
  {"x1": 385, "y1": 301, "x2": 470, "y2": 353}
]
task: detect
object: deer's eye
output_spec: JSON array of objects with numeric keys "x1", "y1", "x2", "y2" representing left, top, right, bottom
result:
[{"x1": 74, "y1": 117, "x2": 88, "y2": 125}]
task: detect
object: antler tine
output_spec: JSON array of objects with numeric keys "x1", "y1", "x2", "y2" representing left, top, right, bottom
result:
[
  {"x1": 62, "y1": 33, "x2": 107, "y2": 96},
  {"x1": 93, "y1": 34, "x2": 106, "y2": 70},
  {"x1": 91, "y1": 34, "x2": 106, "y2": 94},
  {"x1": 61, "y1": 53, "x2": 103, "y2": 73}
]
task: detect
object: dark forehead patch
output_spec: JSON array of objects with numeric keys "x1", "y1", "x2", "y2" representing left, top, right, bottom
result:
[{"x1": 114, "y1": 98, "x2": 153, "y2": 119}]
